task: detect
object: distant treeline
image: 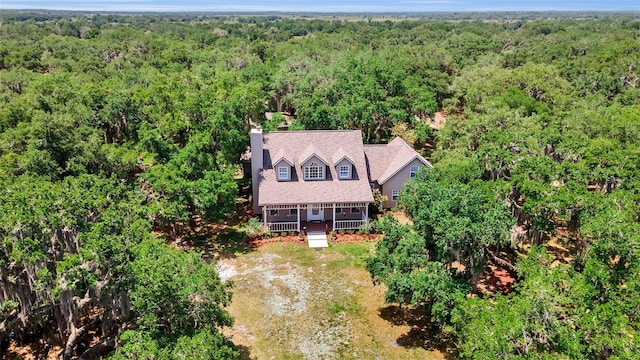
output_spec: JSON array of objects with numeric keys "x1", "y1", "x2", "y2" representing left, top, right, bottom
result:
[{"x1": 1, "y1": 9, "x2": 639, "y2": 23}]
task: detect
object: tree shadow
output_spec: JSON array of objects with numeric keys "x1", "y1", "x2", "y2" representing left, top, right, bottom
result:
[
  {"x1": 378, "y1": 304, "x2": 457, "y2": 359},
  {"x1": 196, "y1": 179, "x2": 256, "y2": 262},
  {"x1": 162, "y1": 178, "x2": 257, "y2": 262},
  {"x1": 201, "y1": 226, "x2": 250, "y2": 262},
  {"x1": 237, "y1": 344, "x2": 256, "y2": 360}
]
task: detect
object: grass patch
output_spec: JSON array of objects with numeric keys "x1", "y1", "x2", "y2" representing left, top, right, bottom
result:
[
  {"x1": 328, "y1": 302, "x2": 347, "y2": 314},
  {"x1": 328, "y1": 297, "x2": 365, "y2": 317},
  {"x1": 267, "y1": 243, "x2": 316, "y2": 266},
  {"x1": 328, "y1": 242, "x2": 372, "y2": 269},
  {"x1": 335, "y1": 242, "x2": 372, "y2": 258}
]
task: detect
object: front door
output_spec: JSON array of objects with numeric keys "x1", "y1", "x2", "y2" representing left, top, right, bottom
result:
[{"x1": 307, "y1": 205, "x2": 324, "y2": 222}]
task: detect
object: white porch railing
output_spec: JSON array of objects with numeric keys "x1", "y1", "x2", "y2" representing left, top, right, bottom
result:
[
  {"x1": 267, "y1": 222, "x2": 299, "y2": 233},
  {"x1": 335, "y1": 220, "x2": 366, "y2": 230}
]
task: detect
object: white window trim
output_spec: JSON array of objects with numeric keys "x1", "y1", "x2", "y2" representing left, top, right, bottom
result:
[
  {"x1": 410, "y1": 166, "x2": 419, "y2": 178},
  {"x1": 339, "y1": 164, "x2": 350, "y2": 179},
  {"x1": 304, "y1": 162, "x2": 324, "y2": 180},
  {"x1": 391, "y1": 189, "x2": 400, "y2": 201},
  {"x1": 278, "y1": 166, "x2": 289, "y2": 180}
]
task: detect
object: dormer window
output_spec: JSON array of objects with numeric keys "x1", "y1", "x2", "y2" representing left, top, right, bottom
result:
[
  {"x1": 339, "y1": 164, "x2": 350, "y2": 179},
  {"x1": 278, "y1": 166, "x2": 289, "y2": 181},
  {"x1": 304, "y1": 162, "x2": 324, "y2": 180}
]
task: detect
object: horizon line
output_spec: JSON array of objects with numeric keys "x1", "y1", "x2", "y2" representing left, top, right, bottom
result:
[{"x1": 2, "y1": 8, "x2": 639, "y2": 14}]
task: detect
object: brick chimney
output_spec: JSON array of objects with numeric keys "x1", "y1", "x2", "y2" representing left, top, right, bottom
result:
[{"x1": 250, "y1": 129, "x2": 263, "y2": 214}]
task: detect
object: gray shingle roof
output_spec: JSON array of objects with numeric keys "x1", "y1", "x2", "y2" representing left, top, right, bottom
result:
[
  {"x1": 258, "y1": 130, "x2": 374, "y2": 206},
  {"x1": 299, "y1": 143, "x2": 328, "y2": 166},
  {"x1": 331, "y1": 147, "x2": 353, "y2": 165},
  {"x1": 364, "y1": 137, "x2": 432, "y2": 184}
]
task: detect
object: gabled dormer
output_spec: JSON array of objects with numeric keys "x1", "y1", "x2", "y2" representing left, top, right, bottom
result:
[
  {"x1": 271, "y1": 148, "x2": 294, "y2": 181},
  {"x1": 332, "y1": 147, "x2": 355, "y2": 180},
  {"x1": 300, "y1": 144, "x2": 328, "y2": 181},
  {"x1": 274, "y1": 157, "x2": 294, "y2": 181}
]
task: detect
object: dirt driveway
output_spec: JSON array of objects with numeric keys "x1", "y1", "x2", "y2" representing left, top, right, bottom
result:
[{"x1": 217, "y1": 242, "x2": 448, "y2": 360}]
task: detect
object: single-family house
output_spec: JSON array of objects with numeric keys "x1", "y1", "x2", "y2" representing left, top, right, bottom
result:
[{"x1": 250, "y1": 129, "x2": 431, "y2": 233}]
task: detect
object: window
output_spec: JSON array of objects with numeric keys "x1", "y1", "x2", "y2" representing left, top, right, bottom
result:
[
  {"x1": 410, "y1": 166, "x2": 420, "y2": 178},
  {"x1": 304, "y1": 162, "x2": 324, "y2": 180},
  {"x1": 278, "y1": 166, "x2": 289, "y2": 180},
  {"x1": 339, "y1": 164, "x2": 350, "y2": 179},
  {"x1": 350, "y1": 207, "x2": 359, "y2": 214},
  {"x1": 335, "y1": 207, "x2": 343, "y2": 214},
  {"x1": 289, "y1": 208, "x2": 298, "y2": 216},
  {"x1": 370, "y1": 183, "x2": 375, "y2": 190},
  {"x1": 391, "y1": 189, "x2": 400, "y2": 201},
  {"x1": 270, "y1": 209, "x2": 279, "y2": 216}
]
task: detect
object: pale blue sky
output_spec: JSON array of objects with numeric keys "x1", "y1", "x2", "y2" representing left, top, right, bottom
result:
[{"x1": 1, "y1": 0, "x2": 639, "y2": 12}]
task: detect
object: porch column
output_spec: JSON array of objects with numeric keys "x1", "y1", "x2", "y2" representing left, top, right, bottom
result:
[
  {"x1": 332, "y1": 203, "x2": 336, "y2": 230},
  {"x1": 263, "y1": 206, "x2": 267, "y2": 230},
  {"x1": 297, "y1": 204, "x2": 300, "y2": 232},
  {"x1": 364, "y1": 204, "x2": 369, "y2": 224}
]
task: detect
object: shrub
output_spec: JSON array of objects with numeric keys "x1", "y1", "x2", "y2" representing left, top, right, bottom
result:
[
  {"x1": 246, "y1": 217, "x2": 262, "y2": 238},
  {"x1": 358, "y1": 223, "x2": 372, "y2": 234}
]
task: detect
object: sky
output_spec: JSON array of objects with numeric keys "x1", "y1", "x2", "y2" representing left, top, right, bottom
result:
[{"x1": 1, "y1": 0, "x2": 638, "y2": 12}]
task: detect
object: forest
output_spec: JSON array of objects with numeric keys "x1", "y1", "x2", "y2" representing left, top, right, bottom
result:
[{"x1": 0, "y1": 10, "x2": 638, "y2": 359}]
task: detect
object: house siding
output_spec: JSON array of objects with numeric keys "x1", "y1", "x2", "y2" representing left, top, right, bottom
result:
[{"x1": 381, "y1": 158, "x2": 426, "y2": 208}]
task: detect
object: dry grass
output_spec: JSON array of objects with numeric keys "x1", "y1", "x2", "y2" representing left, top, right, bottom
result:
[{"x1": 218, "y1": 242, "x2": 447, "y2": 360}]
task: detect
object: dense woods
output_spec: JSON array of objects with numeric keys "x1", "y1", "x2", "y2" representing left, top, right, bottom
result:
[{"x1": 1, "y1": 11, "x2": 639, "y2": 359}]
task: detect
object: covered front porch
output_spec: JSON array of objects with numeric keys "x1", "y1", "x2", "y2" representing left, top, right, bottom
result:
[{"x1": 262, "y1": 202, "x2": 369, "y2": 233}]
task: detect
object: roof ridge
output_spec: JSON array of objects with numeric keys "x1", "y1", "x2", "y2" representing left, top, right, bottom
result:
[
  {"x1": 395, "y1": 136, "x2": 414, "y2": 150},
  {"x1": 299, "y1": 143, "x2": 329, "y2": 166}
]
